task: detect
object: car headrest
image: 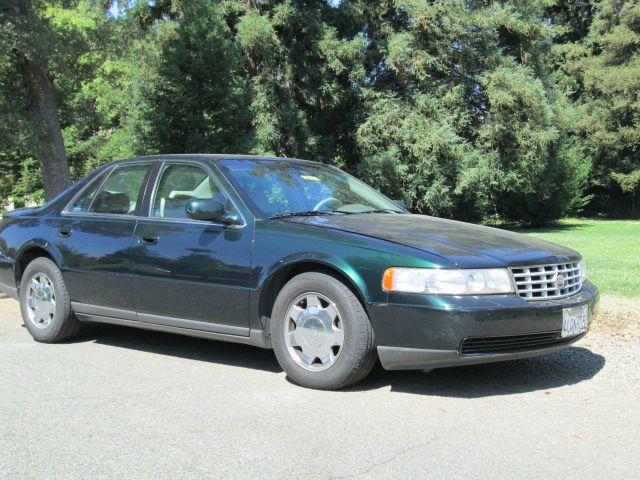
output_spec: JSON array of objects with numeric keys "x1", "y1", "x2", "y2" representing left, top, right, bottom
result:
[{"x1": 92, "y1": 191, "x2": 130, "y2": 214}]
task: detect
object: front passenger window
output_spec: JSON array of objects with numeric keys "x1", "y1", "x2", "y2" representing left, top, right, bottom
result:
[{"x1": 151, "y1": 164, "x2": 228, "y2": 219}]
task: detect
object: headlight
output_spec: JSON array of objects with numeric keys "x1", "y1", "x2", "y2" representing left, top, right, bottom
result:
[
  {"x1": 382, "y1": 267, "x2": 515, "y2": 295},
  {"x1": 579, "y1": 259, "x2": 587, "y2": 282}
]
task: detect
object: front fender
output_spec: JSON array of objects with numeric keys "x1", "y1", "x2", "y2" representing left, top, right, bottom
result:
[{"x1": 258, "y1": 252, "x2": 370, "y2": 303}]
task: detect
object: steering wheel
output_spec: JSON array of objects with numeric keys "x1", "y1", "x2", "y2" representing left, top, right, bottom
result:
[{"x1": 313, "y1": 197, "x2": 340, "y2": 211}]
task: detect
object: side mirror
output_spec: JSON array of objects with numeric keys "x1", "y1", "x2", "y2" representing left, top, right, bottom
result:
[
  {"x1": 185, "y1": 198, "x2": 226, "y2": 222},
  {"x1": 393, "y1": 199, "x2": 407, "y2": 210}
]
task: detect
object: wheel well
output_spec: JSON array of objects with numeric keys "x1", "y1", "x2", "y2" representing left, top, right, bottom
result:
[
  {"x1": 258, "y1": 262, "x2": 368, "y2": 326},
  {"x1": 16, "y1": 248, "x2": 54, "y2": 285}
]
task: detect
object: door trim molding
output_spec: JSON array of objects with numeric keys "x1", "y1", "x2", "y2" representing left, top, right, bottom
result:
[
  {"x1": 136, "y1": 311, "x2": 248, "y2": 336},
  {"x1": 71, "y1": 302, "x2": 266, "y2": 346},
  {"x1": 72, "y1": 302, "x2": 137, "y2": 321}
]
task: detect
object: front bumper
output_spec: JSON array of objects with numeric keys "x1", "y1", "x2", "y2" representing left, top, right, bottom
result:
[{"x1": 370, "y1": 281, "x2": 599, "y2": 371}]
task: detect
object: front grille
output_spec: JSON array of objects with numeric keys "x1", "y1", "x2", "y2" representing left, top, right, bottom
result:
[
  {"x1": 460, "y1": 331, "x2": 575, "y2": 355},
  {"x1": 510, "y1": 262, "x2": 582, "y2": 301}
]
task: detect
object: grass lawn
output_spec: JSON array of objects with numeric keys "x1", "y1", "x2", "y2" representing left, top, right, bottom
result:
[{"x1": 508, "y1": 218, "x2": 639, "y2": 298}]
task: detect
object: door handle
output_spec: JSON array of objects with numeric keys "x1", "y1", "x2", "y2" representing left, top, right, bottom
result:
[
  {"x1": 58, "y1": 229, "x2": 72, "y2": 238},
  {"x1": 138, "y1": 235, "x2": 159, "y2": 245}
]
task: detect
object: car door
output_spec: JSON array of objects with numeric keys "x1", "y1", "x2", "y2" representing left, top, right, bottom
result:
[
  {"x1": 50, "y1": 162, "x2": 153, "y2": 311},
  {"x1": 130, "y1": 161, "x2": 253, "y2": 335}
]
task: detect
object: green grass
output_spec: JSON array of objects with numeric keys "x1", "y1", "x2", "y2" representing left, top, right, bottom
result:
[{"x1": 508, "y1": 219, "x2": 640, "y2": 298}]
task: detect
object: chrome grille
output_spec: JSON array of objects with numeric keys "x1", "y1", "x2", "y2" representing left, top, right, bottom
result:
[{"x1": 510, "y1": 262, "x2": 582, "y2": 301}]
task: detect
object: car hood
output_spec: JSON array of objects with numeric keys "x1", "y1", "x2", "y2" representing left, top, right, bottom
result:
[{"x1": 283, "y1": 214, "x2": 580, "y2": 267}]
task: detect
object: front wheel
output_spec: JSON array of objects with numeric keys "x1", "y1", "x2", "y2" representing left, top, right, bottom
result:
[
  {"x1": 271, "y1": 272, "x2": 377, "y2": 390},
  {"x1": 19, "y1": 257, "x2": 80, "y2": 343}
]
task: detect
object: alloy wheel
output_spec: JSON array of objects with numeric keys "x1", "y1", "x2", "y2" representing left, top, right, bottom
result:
[
  {"x1": 25, "y1": 272, "x2": 56, "y2": 329},
  {"x1": 283, "y1": 292, "x2": 344, "y2": 371}
]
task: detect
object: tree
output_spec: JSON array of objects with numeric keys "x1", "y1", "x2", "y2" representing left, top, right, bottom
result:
[
  {"x1": 570, "y1": 0, "x2": 640, "y2": 215},
  {"x1": 142, "y1": 0, "x2": 251, "y2": 154},
  {"x1": 353, "y1": 0, "x2": 590, "y2": 224},
  {"x1": 546, "y1": 0, "x2": 597, "y2": 43},
  {"x1": 80, "y1": 0, "x2": 367, "y2": 168},
  {"x1": 225, "y1": 0, "x2": 367, "y2": 165},
  {"x1": 612, "y1": 169, "x2": 640, "y2": 214},
  {"x1": 0, "y1": 0, "x2": 611, "y2": 224},
  {"x1": 0, "y1": 0, "x2": 71, "y2": 201}
]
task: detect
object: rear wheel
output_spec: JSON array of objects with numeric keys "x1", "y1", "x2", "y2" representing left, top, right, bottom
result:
[
  {"x1": 271, "y1": 272, "x2": 377, "y2": 390},
  {"x1": 19, "y1": 257, "x2": 80, "y2": 343}
]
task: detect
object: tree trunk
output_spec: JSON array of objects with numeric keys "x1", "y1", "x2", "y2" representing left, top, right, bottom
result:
[{"x1": 19, "y1": 54, "x2": 71, "y2": 201}]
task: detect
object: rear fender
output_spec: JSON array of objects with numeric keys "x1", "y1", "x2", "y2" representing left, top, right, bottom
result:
[{"x1": 14, "y1": 238, "x2": 63, "y2": 287}]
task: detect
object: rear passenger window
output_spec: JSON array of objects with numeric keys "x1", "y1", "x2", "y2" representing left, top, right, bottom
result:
[{"x1": 89, "y1": 164, "x2": 150, "y2": 215}]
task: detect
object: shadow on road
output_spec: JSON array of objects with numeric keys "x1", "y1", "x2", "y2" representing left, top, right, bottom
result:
[
  {"x1": 353, "y1": 347, "x2": 605, "y2": 397},
  {"x1": 76, "y1": 322, "x2": 282, "y2": 373},
  {"x1": 75, "y1": 322, "x2": 604, "y2": 397}
]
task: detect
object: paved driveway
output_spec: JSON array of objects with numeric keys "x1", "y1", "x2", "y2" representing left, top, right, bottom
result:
[{"x1": 1, "y1": 294, "x2": 638, "y2": 479}]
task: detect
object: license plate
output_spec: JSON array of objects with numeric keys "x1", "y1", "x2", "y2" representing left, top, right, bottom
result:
[{"x1": 562, "y1": 304, "x2": 589, "y2": 338}]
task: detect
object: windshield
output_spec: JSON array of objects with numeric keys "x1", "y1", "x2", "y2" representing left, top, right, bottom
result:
[{"x1": 217, "y1": 159, "x2": 405, "y2": 218}]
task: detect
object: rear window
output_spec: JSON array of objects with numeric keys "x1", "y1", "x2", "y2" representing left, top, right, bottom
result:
[{"x1": 66, "y1": 171, "x2": 109, "y2": 214}]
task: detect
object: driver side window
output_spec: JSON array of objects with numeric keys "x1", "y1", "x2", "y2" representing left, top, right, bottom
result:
[{"x1": 151, "y1": 164, "x2": 228, "y2": 219}]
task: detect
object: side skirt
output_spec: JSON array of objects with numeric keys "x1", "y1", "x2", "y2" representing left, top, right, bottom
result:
[
  {"x1": 72, "y1": 302, "x2": 272, "y2": 349},
  {"x1": 0, "y1": 283, "x2": 18, "y2": 299}
]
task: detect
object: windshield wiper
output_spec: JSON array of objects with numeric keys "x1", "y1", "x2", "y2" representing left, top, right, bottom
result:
[
  {"x1": 357, "y1": 209, "x2": 404, "y2": 214},
  {"x1": 269, "y1": 210, "x2": 345, "y2": 219}
]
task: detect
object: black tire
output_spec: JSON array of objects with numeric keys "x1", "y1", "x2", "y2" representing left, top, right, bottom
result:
[
  {"x1": 19, "y1": 257, "x2": 80, "y2": 343},
  {"x1": 271, "y1": 272, "x2": 377, "y2": 390}
]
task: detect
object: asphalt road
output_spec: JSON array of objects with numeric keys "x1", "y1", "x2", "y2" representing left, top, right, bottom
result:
[{"x1": 1, "y1": 293, "x2": 639, "y2": 479}]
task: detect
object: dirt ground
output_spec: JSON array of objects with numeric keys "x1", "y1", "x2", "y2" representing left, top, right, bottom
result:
[{"x1": 591, "y1": 295, "x2": 640, "y2": 340}]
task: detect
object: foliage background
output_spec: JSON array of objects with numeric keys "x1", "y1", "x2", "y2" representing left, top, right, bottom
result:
[{"x1": 0, "y1": 0, "x2": 639, "y2": 225}]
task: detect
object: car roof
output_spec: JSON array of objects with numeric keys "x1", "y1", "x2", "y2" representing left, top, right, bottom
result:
[{"x1": 112, "y1": 154, "x2": 321, "y2": 166}]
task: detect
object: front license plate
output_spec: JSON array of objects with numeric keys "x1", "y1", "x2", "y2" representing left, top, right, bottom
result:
[{"x1": 562, "y1": 304, "x2": 589, "y2": 338}]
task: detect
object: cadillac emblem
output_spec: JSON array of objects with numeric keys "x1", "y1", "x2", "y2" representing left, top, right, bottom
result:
[{"x1": 555, "y1": 273, "x2": 565, "y2": 289}]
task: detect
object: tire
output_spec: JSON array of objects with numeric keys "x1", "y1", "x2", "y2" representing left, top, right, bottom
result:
[
  {"x1": 19, "y1": 257, "x2": 80, "y2": 343},
  {"x1": 271, "y1": 272, "x2": 377, "y2": 390}
]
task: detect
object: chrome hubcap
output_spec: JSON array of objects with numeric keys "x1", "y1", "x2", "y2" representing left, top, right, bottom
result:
[
  {"x1": 26, "y1": 273, "x2": 56, "y2": 329},
  {"x1": 284, "y1": 292, "x2": 344, "y2": 371}
]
